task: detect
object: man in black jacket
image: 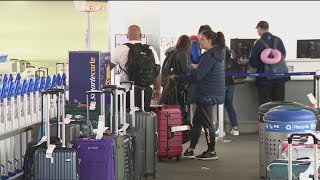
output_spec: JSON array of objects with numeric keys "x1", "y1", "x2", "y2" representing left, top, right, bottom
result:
[{"x1": 249, "y1": 21, "x2": 289, "y2": 105}]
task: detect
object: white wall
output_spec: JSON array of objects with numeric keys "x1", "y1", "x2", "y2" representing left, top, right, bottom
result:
[
  {"x1": 159, "y1": 1, "x2": 320, "y2": 60},
  {"x1": 109, "y1": 1, "x2": 320, "y2": 82}
]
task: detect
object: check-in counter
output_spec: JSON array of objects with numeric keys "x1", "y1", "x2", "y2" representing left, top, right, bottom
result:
[{"x1": 220, "y1": 59, "x2": 320, "y2": 133}]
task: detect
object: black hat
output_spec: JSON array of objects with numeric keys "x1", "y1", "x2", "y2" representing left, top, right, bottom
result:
[{"x1": 256, "y1": 21, "x2": 269, "y2": 29}]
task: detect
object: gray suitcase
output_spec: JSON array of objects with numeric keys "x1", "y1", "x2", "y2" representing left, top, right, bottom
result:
[
  {"x1": 134, "y1": 111, "x2": 157, "y2": 178},
  {"x1": 121, "y1": 81, "x2": 157, "y2": 179},
  {"x1": 127, "y1": 124, "x2": 146, "y2": 180},
  {"x1": 34, "y1": 89, "x2": 78, "y2": 180},
  {"x1": 32, "y1": 122, "x2": 80, "y2": 147}
]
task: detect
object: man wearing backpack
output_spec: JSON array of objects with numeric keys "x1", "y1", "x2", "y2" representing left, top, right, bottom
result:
[
  {"x1": 111, "y1": 25, "x2": 161, "y2": 111},
  {"x1": 249, "y1": 21, "x2": 290, "y2": 106}
]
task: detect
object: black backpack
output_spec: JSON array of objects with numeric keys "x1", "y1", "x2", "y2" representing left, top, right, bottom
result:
[
  {"x1": 161, "y1": 49, "x2": 177, "y2": 86},
  {"x1": 125, "y1": 43, "x2": 156, "y2": 87}
]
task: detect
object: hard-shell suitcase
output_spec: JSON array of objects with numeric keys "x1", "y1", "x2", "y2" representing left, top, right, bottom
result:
[
  {"x1": 119, "y1": 83, "x2": 146, "y2": 180},
  {"x1": 266, "y1": 133, "x2": 319, "y2": 180},
  {"x1": 151, "y1": 105, "x2": 183, "y2": 161},
  {"x1": 121, "y1": 81, "x2": 157, "y2": 178},
  {"x1": 32, "y1": 121, "x2": 80, "y2": 147},
  {"x1": 33, "y1": 89, "x2": 78, "y2": 180}
]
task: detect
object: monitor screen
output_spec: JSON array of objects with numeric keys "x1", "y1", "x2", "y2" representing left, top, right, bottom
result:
[
  {"x1": 230, "y1": 39, "x2": 256, "y2": 59},
  {"x1": 115, "y1": 34, "x2": 148, "y2": 47},
  {"x1": 297, "y1": 39, "x2": 320, "y2": 58}
]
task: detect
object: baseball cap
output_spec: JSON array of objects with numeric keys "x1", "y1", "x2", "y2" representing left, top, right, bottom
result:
[{"x1": 256, "y1": 21, "x2": 269, "y2": 29}]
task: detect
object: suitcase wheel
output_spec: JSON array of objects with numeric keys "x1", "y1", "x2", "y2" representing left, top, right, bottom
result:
[{"x1": 176, "y1": 155, "x2": 181, "y2": 161}]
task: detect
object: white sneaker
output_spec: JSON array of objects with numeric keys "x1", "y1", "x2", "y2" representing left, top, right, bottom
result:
[
  {"x1": 230, "y1": 129, "x2": 240, "y2": 136},
  {"x1": 215, "y1": 129, "x2": 226, "y2": 136}
]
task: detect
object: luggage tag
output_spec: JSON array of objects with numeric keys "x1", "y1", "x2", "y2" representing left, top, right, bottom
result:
[
  {"x1": 95, "y1": 115, "x2": 106, "y2": 139},
  {"x1": 89, "y1": 101, "x2": 96, "y2": 110},
  {"x1": 46, "y1": 144, "x2": 56, "y2": 164},
  {"x1": 308, "y1": 93, "x2": 318, "y2": 108},
  {"x1": 34, "y1": 136, "x2": 47, "y2": 147},
  {"x1": 171, "y1": 125, "x2": 191, "y2": 133},
  {"x1": 74, "y1": 115, "x2": 83, "y2": 119}
]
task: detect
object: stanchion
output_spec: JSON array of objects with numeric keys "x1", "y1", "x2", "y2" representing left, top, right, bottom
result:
[{"x1": 216, "y1": 104, "x2": 231, "y2": 143}]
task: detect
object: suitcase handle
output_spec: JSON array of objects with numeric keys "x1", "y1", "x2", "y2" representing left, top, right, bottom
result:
[
  {"x1": 103, "y1": 85, "x2": 118, "y2": 90},
  {"x1": 120, "y1": 81, "x2": 134, "y2": 87},
  {"x1": 42, "y1": 88, "x2": 65, "y2": 95},
  {"x1": 42, "y1": 89, "x2": 66, "y2": 147},
  {"x1": 10, "y1": 59, "x2": 19, "y2": 62},
  {"x1": 288, "y1": 133, "x2": 318, "y2": 144},
  {"x1": 86, "y1": 90, "x2": 103, "y2": 94},
  {"x1": 56, "y1": 62, "x2": 65, "y2": 74},
  {"x1": 288, "y1": 133, "x2": 318, "y2": 180},
  {"x1": 38, "y1": 67, "x2": 49, "y2": 76}
]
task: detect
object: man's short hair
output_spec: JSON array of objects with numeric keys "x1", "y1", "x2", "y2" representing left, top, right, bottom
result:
[
  {"x1": 256, "y1": 21, "x2": 269, "y2": 30},
  {"x1": 198, "y1": 25, "x2": 212, "y2": 35}
]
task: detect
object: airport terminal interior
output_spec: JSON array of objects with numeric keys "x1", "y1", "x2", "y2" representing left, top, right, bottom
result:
[{"x1": 1, "y1": 1, "x2": 320, "y2": 180}]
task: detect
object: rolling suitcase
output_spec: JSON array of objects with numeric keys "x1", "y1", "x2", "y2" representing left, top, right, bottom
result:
[
  {"x1": 85, "y1": 86, "x2": 129, "y2": 180},
  {"x1": 75, "y1": 90, "x2": 116, "y2": 180},
  {"x1": 151, "y1": 81, "x2": 187, "y2": 161},
  {"x1": 119, "y1": 83, "x2": 146, "y2": 180},
  {"x1": 33, "y1": 88, "x2": 78, "y2": 180},
  {"x1": 151, "y1": 105, "x2": 183, "y2": 161},
  {"x1": 76, "y1": 91, "x2": 117, "y2": 180},
  {"x1": 121, "y1": 81, "x2": 157, "y2": 178},
  {"x1": 32, "y1": 121, "x2": 80, "y2": 147},
  {"x1": 266, "y1": 133, "x2": 319, "y2": 180},
  {"x1": 278, "y1": 138, "x2": 320, "y2": 160}
]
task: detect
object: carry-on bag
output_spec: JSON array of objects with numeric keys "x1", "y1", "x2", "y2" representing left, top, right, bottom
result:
[
  {"x1": 121, "y1": 81, "x2": 157, "y2": 178},
  {"x1": 266, "y1": 133, "x2": 320, "y2": 180},
  {"x1": 83, "y1": 87, "x2": 125, "y2": 180},
  {"x1": 75, "y1": 90, "x2": 115, "y2": 180},
  {"x1": 33, "y1": 89, "x2": 78, "y2": 180}
]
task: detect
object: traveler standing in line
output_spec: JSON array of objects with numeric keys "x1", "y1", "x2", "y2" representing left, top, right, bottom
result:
[
  {"x1": 160, "y1": 35, "x2": 191, "y2": 121},
  {"x1": 111, "y1": 25, "x2": 162, "y2": 111},
  {"x1": 169, "y1": 30, "x2": 225, "y2": 160},
  {"x1": 249, "y1": 21, "x2": 289, "y2": 106},
  {"x1": 189, "y1": 25, "x2": 213, "y2": 124},
  {"x1": 219, "y1": 32, "x2": 240, "y2": 136}
]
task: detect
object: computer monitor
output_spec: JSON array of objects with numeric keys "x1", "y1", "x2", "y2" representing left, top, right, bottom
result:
[
  {"x1": 297, "y1": 39, "x2": 320, "y2": 58},
  {"x1": 230, "y1": 39, "x2": 256, "y2": 59},
  {"x1": 115, "y1": 34, "x2": 148, "y2": 47}
]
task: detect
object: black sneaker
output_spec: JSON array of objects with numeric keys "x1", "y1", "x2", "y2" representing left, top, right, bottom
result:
[
  {"x1": 196, "y1": 151, "x2": 218, "y2": 160},
  {"x1": 183, "y1": 149, "x2": 195, "y2": 159}
]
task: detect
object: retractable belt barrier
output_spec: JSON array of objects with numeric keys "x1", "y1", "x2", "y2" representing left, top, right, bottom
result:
[{"x1": 225, "y1": 72, "x2": 316, "y2": 77}]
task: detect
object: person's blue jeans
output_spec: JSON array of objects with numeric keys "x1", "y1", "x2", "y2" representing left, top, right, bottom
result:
[{"x1": 224, "y1": 85, "x2": 238, "y2": 128}]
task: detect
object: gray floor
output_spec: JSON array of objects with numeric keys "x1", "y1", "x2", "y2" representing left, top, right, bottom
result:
[{"x1": 157, "y1": 133, "x2": 261, "y2": 180}]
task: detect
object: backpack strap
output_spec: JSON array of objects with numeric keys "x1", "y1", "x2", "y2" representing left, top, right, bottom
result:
[
  {"x1": 258, "y1": 39, "x2": 270, "y2": 49},
  {"x1": 125, "y1": 43, "x2": 133, "y2": 49},
  {"x1": 273, "y1": 36, "x2": 279, "y2": 49}
]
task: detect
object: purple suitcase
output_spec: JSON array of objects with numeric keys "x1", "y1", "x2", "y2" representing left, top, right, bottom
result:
[{"x1": 75, "y1": 138, "x2": 115, "y2": 180}]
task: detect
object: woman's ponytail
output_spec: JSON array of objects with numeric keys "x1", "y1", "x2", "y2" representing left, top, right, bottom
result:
[{"x1": 216, "y1": 31, "x2": 226, "y2": 48}]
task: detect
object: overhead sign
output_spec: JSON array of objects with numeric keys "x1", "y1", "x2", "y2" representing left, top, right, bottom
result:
[{"x1": 74, "y1": 1, "x2": 108, "y2": 12}]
